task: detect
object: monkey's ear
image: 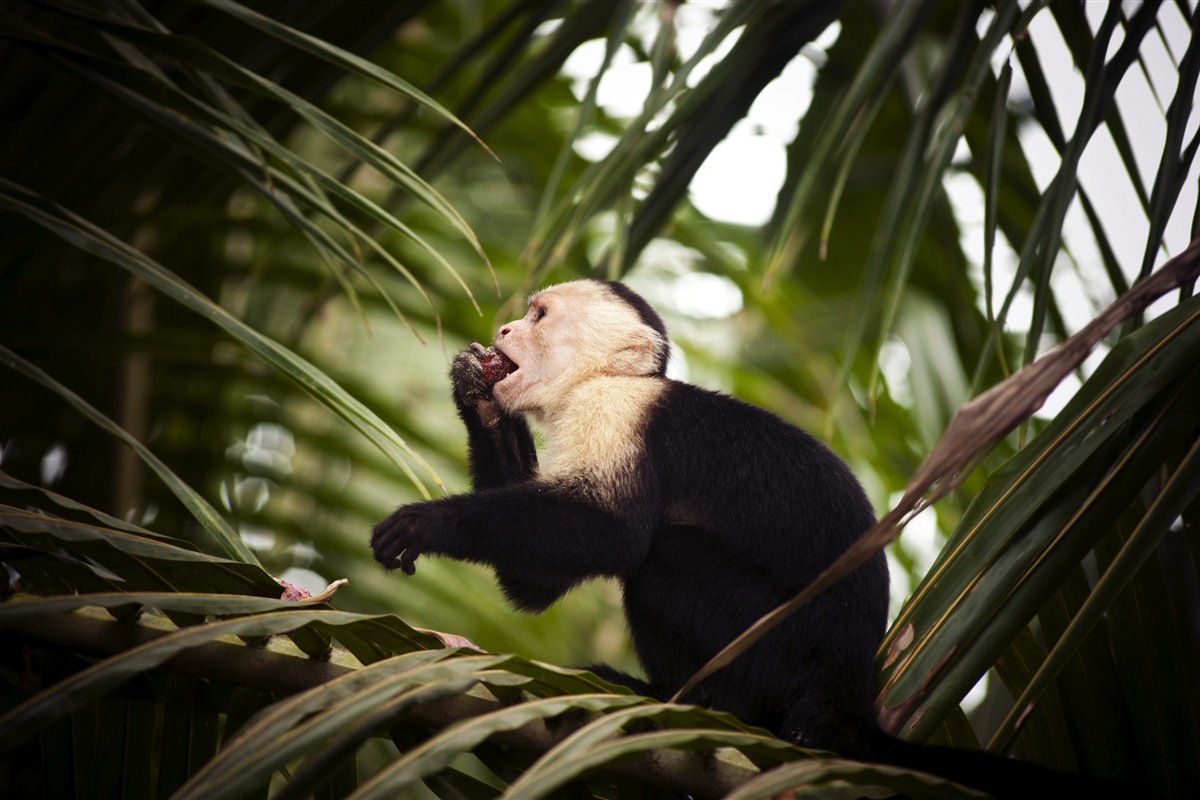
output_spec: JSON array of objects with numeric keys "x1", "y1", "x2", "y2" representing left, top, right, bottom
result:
[{"x1": 607, "y1": 329, "x2": 661, "y2": 376}]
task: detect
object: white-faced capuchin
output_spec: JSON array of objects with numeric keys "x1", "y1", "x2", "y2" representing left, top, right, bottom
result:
[{"x1": 371, "y1": 279, "x2": 1112, "y2": 798}]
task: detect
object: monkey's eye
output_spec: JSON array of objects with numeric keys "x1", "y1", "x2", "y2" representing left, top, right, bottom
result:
[{"x1": 534, "y1": 306, "x2": 547, "y2": 322}]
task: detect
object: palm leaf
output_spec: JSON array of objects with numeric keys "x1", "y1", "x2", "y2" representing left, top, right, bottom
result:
[
  {"x1": 0, "y1": 345, "x2": 255, "y2": 563},
  {"x1": 0, "y1": 182, "x2": 442, "y2": 498}
]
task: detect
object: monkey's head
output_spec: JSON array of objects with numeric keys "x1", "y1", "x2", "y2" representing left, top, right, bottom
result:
[{"x1": 491, "y1": 280, "x2": 669, "y2": 414}]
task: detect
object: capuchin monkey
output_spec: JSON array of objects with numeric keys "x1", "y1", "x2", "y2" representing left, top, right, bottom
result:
[{"x1": 371, "y1": 280, "x2": 1109, "y2": 798}]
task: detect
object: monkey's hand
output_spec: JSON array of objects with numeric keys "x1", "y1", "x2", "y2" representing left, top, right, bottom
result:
[
  {"x1": 451, "y1": 343, "x2": 506, "y2": 428},
  {"x1": 449, "y1": 345, "x2": 536, "y2": 488},
  {"x1": 370, "y1": 504, "x2": 433, "y2": 576},
  {"x1": 450, "y1": 343, "x2": 492, "y2": 406}
]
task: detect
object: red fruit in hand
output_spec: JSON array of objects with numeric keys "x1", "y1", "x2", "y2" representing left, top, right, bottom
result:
[{"x1": 480, "y1": 347, "x2": 517, "y2": 386}]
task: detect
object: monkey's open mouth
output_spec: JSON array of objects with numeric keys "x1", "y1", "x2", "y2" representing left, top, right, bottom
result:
[{"x1": 481, "y1": 346, "x2": 518, "y2": 386}]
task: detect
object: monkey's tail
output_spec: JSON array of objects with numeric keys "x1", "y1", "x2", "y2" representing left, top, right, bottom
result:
[{"x1": 849, "y1": 721, "x2": 1137, "y2": 800}]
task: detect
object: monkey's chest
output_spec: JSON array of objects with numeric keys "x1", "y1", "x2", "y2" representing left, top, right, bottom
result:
[
  {"x1": 536, "y1": 423, "x2": 642, "y2": 488},
  {"x1": 534, "y1": 377, "x2": 661, "y2": 499}
]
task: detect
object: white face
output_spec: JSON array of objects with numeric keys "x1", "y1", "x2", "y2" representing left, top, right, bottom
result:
[{"x1": 491, "y1": 281, "x2": 663, "y2": 414}]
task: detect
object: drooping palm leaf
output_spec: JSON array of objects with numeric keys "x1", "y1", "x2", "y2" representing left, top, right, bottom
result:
[{"x1": 0, "y1": 530, "x2": 802, "y2": 798}]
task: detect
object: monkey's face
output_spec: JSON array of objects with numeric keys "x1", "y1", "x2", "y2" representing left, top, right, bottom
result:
[
  {"x1": 492, "y1": 281, "x2": 664, "y2": 414},
  {"x1": 492, "y1": 287, "x2": 578, "y2": 413}
]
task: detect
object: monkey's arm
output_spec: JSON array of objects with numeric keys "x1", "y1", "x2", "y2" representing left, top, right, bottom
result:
[
  {"x1": 458, "y1": 405, "x2": 537, "y2": 489},
  {"x1": 451, "y1": 344, "x2": 537, "y2": 489},
  {"x1": 370, "y1": 484, "x2": 650, "y2": 604}
]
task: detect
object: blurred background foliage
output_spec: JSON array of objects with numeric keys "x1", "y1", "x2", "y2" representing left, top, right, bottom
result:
[{"x1": 1, "y1": 0, "x2": 1198, "y2": 796}]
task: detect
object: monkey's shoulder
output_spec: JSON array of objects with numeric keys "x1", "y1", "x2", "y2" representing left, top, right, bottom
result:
[
  {"x1": 645, "y1": 382, "x2": 874, "y2": 526},
  {"x1": 645, "y1": 380, "x2": 828, "y2": 457}
]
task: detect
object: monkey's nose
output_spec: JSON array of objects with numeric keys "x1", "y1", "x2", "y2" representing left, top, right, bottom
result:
[{"x1": 498, "y1": 325, "x2": 513, "y2": 338}]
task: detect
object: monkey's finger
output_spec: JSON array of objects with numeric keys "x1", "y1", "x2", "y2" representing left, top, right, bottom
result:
[
  {"x1": 468, "y1": 342, "x2": 487, "y2": 358},
  {"x1": 368, "y1": 535, "x2": 391, "y2": 567},
  {"x1": 370, "y1": 524, "x2": 405, "y2": 568},
  {"x1": 398, "y1": 547, "x2": 419, "y2": 576},
  {"x1": 372, "y1": 541, "x2": 403, "y2": 569}
]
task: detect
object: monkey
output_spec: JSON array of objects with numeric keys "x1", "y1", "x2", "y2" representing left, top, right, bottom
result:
[{"x1": 371, "y1": 279, "x2": 1113, "y2": 798}]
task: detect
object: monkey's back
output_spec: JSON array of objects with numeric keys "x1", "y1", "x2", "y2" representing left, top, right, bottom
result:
[{"x1": 624, "y1": 380, "x2": 887, "y2": 745}]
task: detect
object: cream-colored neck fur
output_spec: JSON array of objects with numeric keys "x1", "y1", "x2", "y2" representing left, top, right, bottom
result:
[{"x1": 532, "y1": 374, "x2": 664, "y2": 501}]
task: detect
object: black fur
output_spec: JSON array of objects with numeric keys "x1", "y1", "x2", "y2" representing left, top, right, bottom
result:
[
  {"x1": 372, "y1": 285, "x2": 1118, "y2": 798},
  {"x1": 375, "y1": 368, "x2": 884, "y2": 743},
  {"x1": 635, "y1": 381, "x2": 886, "y2": 745}
]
